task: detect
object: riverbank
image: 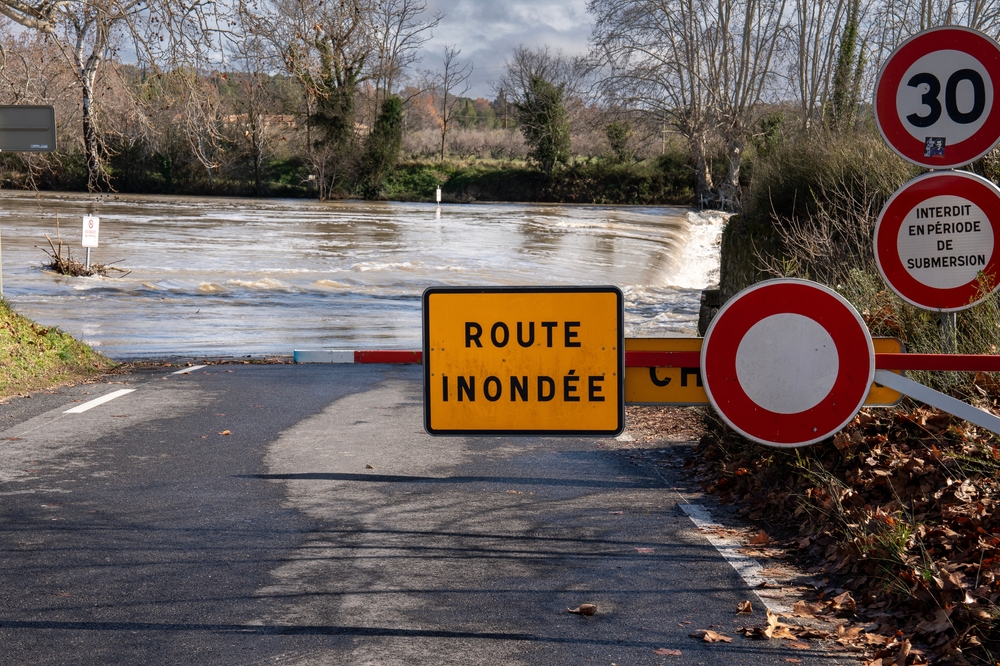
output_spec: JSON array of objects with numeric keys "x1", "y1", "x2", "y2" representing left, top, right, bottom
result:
[
  {"x1": 0, "y1": 299, "x2": 115, "y2": 399},
  {"x1": 10, "y1": 154, "x2": 697, "y2": 206},
  {"x1": 382, "y1": 157, "x2": 695, "y2": 205}
]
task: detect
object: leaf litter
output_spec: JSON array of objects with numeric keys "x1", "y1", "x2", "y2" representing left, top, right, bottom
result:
[{"x1": 667, "y1": 403, "x2": 1000, "y2": 664}]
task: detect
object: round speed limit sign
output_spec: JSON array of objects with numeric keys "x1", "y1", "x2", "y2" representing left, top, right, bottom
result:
[{"x1": 875, "y1": 26, "x2": 1000, "y2": 168}]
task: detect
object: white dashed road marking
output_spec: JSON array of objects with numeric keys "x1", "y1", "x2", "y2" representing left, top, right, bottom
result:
[
  {"x1": 172, "y1": 365, "x2": 207, "y2": 375},
  {"x1": 63, "y1": 389, "x2": 136, "y2": 414}
]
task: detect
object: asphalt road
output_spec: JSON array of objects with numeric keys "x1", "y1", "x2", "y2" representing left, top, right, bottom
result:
[{"x1": 0, "y1": 364, "x2": 851, "y2": 665}]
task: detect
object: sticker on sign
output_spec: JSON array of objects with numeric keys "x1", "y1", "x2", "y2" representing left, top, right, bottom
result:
[{"x1": 875, "y1": 26, "x2": 1000, "y2": 168}]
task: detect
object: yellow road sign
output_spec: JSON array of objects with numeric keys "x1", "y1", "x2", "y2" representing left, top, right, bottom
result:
[
  {"x1": 423, "y1": 287, "x2": 624, "y2": 435},
  {"x1": 624, "y1": 337, "x2": 904, "y2": 406}
]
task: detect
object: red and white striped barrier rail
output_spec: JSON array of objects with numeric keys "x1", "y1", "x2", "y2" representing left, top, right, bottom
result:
[
  {"x1": 294, "y1": 349, "x2": 1000, "y2": 371},
  {"x1": 294, "y1": 350, "x2": 424, "y2": 364}
]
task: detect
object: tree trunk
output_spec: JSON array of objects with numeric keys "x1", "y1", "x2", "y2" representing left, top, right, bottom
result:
[
  {"x1": 82, "y1": 71, "x2": 101, "y2": 192},
  {"x1": 721, "y1": 139, "x2": 743, "y2": 211},
  {"x1": 692, "y1": 132, "x2": 714, "y2": 207}
]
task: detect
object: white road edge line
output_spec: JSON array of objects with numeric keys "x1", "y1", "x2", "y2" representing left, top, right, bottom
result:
[
  {"x1": 172, "y1": 365, "x2": 207, "y2": 375},
  {"x1": 63, "y1": 388, "x2": 136, "y2": 414},
  {"x1": 680, "y1": 503, "x2": 790, "y2": 614}
]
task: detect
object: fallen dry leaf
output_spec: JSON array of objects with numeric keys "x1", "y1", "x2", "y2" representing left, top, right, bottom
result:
[
  {"x1": 915, "y1": 608, "x2": 952, "y2": 634},
  {"x1": 567, "y1": 604, "x2": 598, "y2": 616},
  {"x1": 653, "y1": 648, "x2": 682, "y2": 656},
  {"x1": 748, "y1": 530, "x2": 770, "y2": 545},
  {"x1": 689, "y1": 629, "x2": 733, "y2": 643},
  {"x1": 785, "y1": 659, "x2": 802, "y2": 664},
  {"x1": 219, "y1": 430, "x2": 231, "y2": 435},
  {"x1": 831, "y1": 591, "x2": 856, "y2": 613},
  {"x1": 737, "y1": 599, "x2": 753, "y2": 614},
  {"x1": 634, "y1": 547, "x2": 655, "y2": 554},
  {"x1": 788, "y1": 641, "x2": 810, "y2": 649},
  {"x1": 791, "y1": 600, "x2": 824, "y2": 617}
]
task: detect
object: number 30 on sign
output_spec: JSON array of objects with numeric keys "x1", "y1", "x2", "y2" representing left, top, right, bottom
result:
[{"x1": 875, "y1": 26, "x2": 1000, "y2": 168}]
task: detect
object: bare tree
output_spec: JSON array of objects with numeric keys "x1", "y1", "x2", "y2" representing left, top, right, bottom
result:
[
  {"x1": 370, "y1": 0, "x2": 440, "y2": 108},
  {"x1": 0, "y1": 0, "x2": 219, "y2": 190},
  {"x1": 792, "y1": 0, "x2": 849, "y2": 130},
  {"x1": 588, "y1": 0, "x2": 723, "y2": 202},
  {"x1": 589, "y1": 0, "x2": 784, "y2": 205},
  {"x1": 709, "y1": 0, "x2": 787, "y2": 205},
  {"x1": 494, "y1": 45, "x2": 578, "y2": 108},
  {"x1": 428, "y1": 44, "x2": 471, "y2": 160},
  {"x1": 0, "y1": 0, "x2": 70, "y2": 32}
]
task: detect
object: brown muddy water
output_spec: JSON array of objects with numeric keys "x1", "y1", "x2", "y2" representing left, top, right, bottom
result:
[{"x1": 0, "y1": 191, "x2": 724, "y2": 359}]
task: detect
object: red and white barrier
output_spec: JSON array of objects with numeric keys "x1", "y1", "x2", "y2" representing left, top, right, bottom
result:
[{"x1": 295, "y1": 348, "x2": 1000, "y2": 371}]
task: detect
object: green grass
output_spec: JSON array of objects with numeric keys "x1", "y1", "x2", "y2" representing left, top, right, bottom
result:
[{"x1": 0, "y1": 299, "x2": 115, "y2": 398}]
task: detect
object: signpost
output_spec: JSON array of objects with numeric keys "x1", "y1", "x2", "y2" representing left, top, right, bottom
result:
[
  {"x1": 625, "y1": 337, "x2": 903, "y2": 407},
  {"x1": 0, "y1": 105, "x2": 56, "y2": 295},
  {"x1": 422, "y1": 286, "x2": 624, "y2": 435},
  {"x1": 0, "y1": 105, "x2": 56, "y2": 152},
  {"x1": 874, "y1": 170, "x2": 1000, "y2": 311},
  {"x1": 875, "y1": 26, "x2": 1000, "y2": 168},
  {"x1": 82, "y1": 215, "x2": 99, "y2": 269},
  {"x1": 701, "y1": 280, "x2": 875, "y2": 448}
]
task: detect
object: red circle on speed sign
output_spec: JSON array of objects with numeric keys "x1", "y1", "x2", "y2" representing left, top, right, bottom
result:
[
  {"x1": 875, "y1": 170, "x2": 1000, "y2": 311},
  {"x1": 702, "y1": 280, "x2": 874, "y2": 448},
  {"x1": 875, "y1": 26, "x2": 1000, "y2": 168}
]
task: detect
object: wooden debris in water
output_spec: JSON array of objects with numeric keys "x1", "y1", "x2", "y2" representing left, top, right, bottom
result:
[{"x1": 40, "y1": 230, "x2": 129, "y2": 278}]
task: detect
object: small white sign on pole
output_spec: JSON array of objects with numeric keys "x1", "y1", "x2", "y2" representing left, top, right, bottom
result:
[{"x1": 82, "y1": 215, "x2": 99, "y2": 248}]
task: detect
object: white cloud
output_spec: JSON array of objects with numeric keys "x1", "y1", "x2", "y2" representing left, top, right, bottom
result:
[{"x1": 417, "y1": 0, "x2": 592, "y2": 98}]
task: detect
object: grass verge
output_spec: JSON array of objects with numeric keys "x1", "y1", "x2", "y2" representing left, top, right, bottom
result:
[{"x1": 0, "y1": 299, "x2": 115, "y2": 399}]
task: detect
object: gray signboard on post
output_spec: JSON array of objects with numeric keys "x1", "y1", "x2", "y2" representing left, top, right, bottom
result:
[{"x1": 0, "y1": 105, "x2": 55, "y2": 152}]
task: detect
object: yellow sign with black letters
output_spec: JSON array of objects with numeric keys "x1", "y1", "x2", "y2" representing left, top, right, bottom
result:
[
  {"x1": 624, "y1": 337, "x2": 904, "y2": 406},
  {"x1": 423, "y1": 287, "x2": 624, "y2": 435}
]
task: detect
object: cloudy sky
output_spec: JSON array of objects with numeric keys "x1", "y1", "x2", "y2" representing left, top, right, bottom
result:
[{"x1": 416, "y1": 0, "x2": 593, "y2": 99}]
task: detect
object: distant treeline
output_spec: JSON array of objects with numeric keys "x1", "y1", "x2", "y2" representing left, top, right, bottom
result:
[{"x1": 0, "y1": 0, "x2": 994, "y2": 205}]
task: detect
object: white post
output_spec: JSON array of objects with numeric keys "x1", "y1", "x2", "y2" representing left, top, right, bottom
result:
[
  {"x1": 86, "y1": 247, "x2": 91, "y2": 270},
  {"x1": 436, "y1": 186, "x2": 442, "y2": 204}
]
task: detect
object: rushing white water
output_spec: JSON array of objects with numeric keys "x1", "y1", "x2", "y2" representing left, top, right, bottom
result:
[{"x1": 0, "y1": 192, "x2": 725, "y2": 358}]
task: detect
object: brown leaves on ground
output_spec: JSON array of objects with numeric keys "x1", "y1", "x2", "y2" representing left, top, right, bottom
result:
[
  {"x1": 689, "y1": 629, "x2": 733, "y2": 643},
  {"x1": 738, "y1": 610, "x2": 807, "y2": 640},
  {"x1": 685, "y1": 402, "x2": 1000, "y2": 663},
  {"x1": 567, "y1": 604, "x2": 598, "y2": 616},
  {"x1": 653, "y1": 648, "x2": 682, "y2": 656},
  {"x1": 736, "y1": 599, "x2": 753, "y2": 614}
]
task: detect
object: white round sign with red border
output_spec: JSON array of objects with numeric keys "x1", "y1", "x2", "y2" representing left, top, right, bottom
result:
[
  {"x1": 702, "y1": 280, "x2": 875, "y2": 448},
  {"x1": 875, "y1": 170, "x2": 1000, "y2": 311},
  {"x1": 875, "y1": 26, "x2": 1000, "y2": 168}
]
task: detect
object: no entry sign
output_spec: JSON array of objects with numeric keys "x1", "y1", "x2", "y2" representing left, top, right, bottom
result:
[
  {"x1": 701, "y1": 280, "x2": 874, "y2": 448},
  {"x1": 82, "y1": 215, "x2": 99, "y2": 248},
  {"x1": 874, "y1": 170, "x2": 1000, "y2": 311},
  {"x1": 875, "y1": 26, "x2": 1000, "y2": 168},
  {"x1": 422, "y1": 286, "x2": 624, "y2": 436}
]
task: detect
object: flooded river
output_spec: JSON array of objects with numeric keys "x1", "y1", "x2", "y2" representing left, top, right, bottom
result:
[{"x1": 0, "y1": 192, "x2": 724, "y2": 359}]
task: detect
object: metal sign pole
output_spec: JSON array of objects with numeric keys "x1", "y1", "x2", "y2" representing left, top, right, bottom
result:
[
  {"x1": 941, "y1": 311, "x2": 957, "y2": 353},
  {"x1": 0, "y1": 225, "x2": 4, "y2": 298}
]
